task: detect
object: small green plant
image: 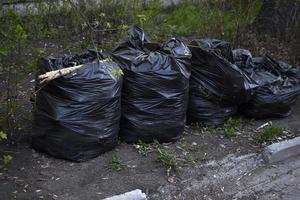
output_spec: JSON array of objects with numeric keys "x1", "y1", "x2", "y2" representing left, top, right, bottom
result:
[
  {"x1": 3, "y1": 155, "x2": 13, "y2": 165},
  {"x1": 192, "y1": 121, "x2": 204, "y2": 131},
  {"x1": 108, "y1": 155, "x2": 126, "y2": 171},
  {"x1": 224, "y1": 117, "x2": 244, "y2": 128},
  {"x1": 0, "y1": 49, "x2": 9, "y2": 58},
  {"x1": 206, "y1": 117, "x2": 243, "y2": 137},
  {"x1": 15, "y1": 24, "x2": 28, "y2": 46},
  {"x1": 134, "y1": 140, "x2": 153, "y2": 156},
  {"x1": 0, "y1": 130, "x2": 12, "y2": 166},
  {"x1": 222, "y1": 117, "x2": 244, "y2": 137},
  {"x1": 156, "y1": 147, "x2": 179, "y2": 176},
  {"x1": 254, "y1": 126, "x2": 284, "y2": 144},
  {"x1": 136, "y1": 14, "x2": 147, "y2": 27},
  {"x1": 0, "y1": 131, "x2": 7, "y2": 141},
  {"x1": 25, "y1": 59, "x2": 37, "y2": 73},
  {"x1": 135, "y1": 0, "x2": 161, "y2": 31},
  {"x1": 224, "y1": 127, "x2": 238, "y2": 137},
  {"x1": 153, "y1": 141, "x2": 179, "y2": 175},
  {"x1": 161, "y1": 4, "x2": 203, "y2": 36}
]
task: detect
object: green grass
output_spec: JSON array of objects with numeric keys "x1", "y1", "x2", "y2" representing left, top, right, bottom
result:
[
  {"x1": 108, "y1": 155, "x2": 126, "y2": 171},
  {"x1": 224, "y1": 127, "x2": 238, "y2": 137},
  {"x1": 254, "y1": 126, "x2": 284, "y2": 144},
  {"x1": 224, "y1": 117, "x2": 244, "y2": 128},
  {"x1": 3, "y1": 155, "x2": 13, "y2": 165},
  {"x1": 195, "y1": 117, "x2": 244, "y2": 137},
  {"x1": 156, "y1": 147, "x2": 178, "y2": 168},
  {"x1": 0, "y1": 131, "x2": 7, "y2": 141},
  {"x1": 160, "y1": 4, "x2": 204, "y2": 36},
  {"x1": 204, "y1": 117, "x2": 244, "y2": 137},
  {"x1": 222, "y1": 117, "x2": 244, "y2": 138},
  {"x1": 156, "y1": 146, "x2": 179, "y2": 175},
  {"x1": 160, "y1": 1, "x2": 263, "y2": 40},
  {"x1": 193, "y1": 122, "x2": 205, "y2": 130},
  {"x1": 152, "y1": 140, "x2": 180, "y2": 176}
]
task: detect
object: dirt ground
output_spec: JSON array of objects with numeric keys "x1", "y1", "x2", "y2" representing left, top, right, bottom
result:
[{"x1": 0, "y1": 95, "x2": 300, "y2": 200}]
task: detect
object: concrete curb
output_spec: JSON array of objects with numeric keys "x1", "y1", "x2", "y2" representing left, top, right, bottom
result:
[
  {"x1": 103, "y1": 189, "x2": 147, "y2": 200},
  {"x1": 262, "y1": 136, "x2": 300, "y2": 163}
]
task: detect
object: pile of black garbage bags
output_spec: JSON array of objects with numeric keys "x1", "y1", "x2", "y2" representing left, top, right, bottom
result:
[{"x1": 32, "y1": 26, "x2": 300, "y2": 161}]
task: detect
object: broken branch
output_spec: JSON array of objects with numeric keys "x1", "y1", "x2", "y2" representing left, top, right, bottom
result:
[{"x1": 38, "y1": 60, "x2": 106, "y2": 84}]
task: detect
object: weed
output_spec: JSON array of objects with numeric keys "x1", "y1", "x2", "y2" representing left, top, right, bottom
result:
[
  {"x1": 224, "y1": 127, "x2": 238, "y2": 138},
  {"x1": 134, "y1": 140, "x2": 153, "y2": 156},
  {"x1": 157, "y1": 149, "x2": 178, "y2": 175},
  {"x1": 0, "y1": 130, "x2": 12, "y2": 166},
  {"x1": 135, "y1": 0, "x2": 161, "y2": 33},
  {"x1": 1, "y1": 130, "x2": 11, "y2": 166},
  {"x1": 221, "y1": 117, "x2": 244, "y2": 137},
  {"x1": 154, "y1": 140, "x2": 199, "y2": 175},
  {"x1": 206, "y1": 125, "x2": 217, "y2": 134},
  {"x1": 254, "y1": 126, "x2": 284, "y2": 144},
  {"x1": 25, "y1": 60, "x2": 37, "y2": 73},
  {"x1": 155, "y1": 143, "x2": 179, "y2": 176},
  {"x1": 161, "y1": 4, "x2": 204, "y2": 36},
  {"x1": 223, "y1": 117, "x2": 244, "y2": 129},
  {"x1": 108, "y1": 155, "x2": 126, "y2": 171},
  {"x1": 3, "y1": 155, "x2": 13, "y2": 165},
  {"x1": 0, "y1": 131, "x2": 7, "y2": 141},
  {"x1": 0, "y1": 49, "x2": 9, "y2": 58},
  {"x1": 192, "y1": 122, "x2": 204, "y2": 131}
]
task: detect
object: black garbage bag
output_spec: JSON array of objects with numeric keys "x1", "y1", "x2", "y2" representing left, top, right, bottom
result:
[
  {"x1": 189, "y1": 40, "x2": 256, "y2": 103},
  {"x1": 277, "y1": 60, "x2": 300, "y2": 80},
  {"x1": 32, "y1": 50, "x2": 122, "y2": 162},
  {"x1": 187, "y1": 40, "x2": 256, "y2": 126},
  {"x1": 187, "y1": 85, "x2": 238, "y2": 126},
  {"x1": 233, "y1": 50, "x2": 300, "y2": 118},
  {"x1": 241, "y1": 86, "x2": 299, "y2": 118},
  {"x1": 193, "y1": 39, "x2": 234, "y2": 62},
  {"x1": 232, "y1": 48, "x2": 252, "y2": 68},
  {"x1": 112, "y1": 26, "x2": 191, "y2": 143}
]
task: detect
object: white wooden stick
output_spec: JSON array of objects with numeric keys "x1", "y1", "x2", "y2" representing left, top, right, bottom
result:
[
  {"x1": 38, "y1": 64, "x2": 84, "y2": 84},
  {"x1": 38, "y1": 60, "x2": 106, "y2": 84}
]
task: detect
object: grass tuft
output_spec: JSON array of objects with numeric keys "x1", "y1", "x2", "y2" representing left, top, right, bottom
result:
[
  {"x1": 134, "y1": 140, "x2": 153, "y2": 156},
  {"x1": 254, "y1": 126, "x2": 284, "y2": 144},
  {"x1": 108, "y1": 155, "x2": 126, "y2": 171}
]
